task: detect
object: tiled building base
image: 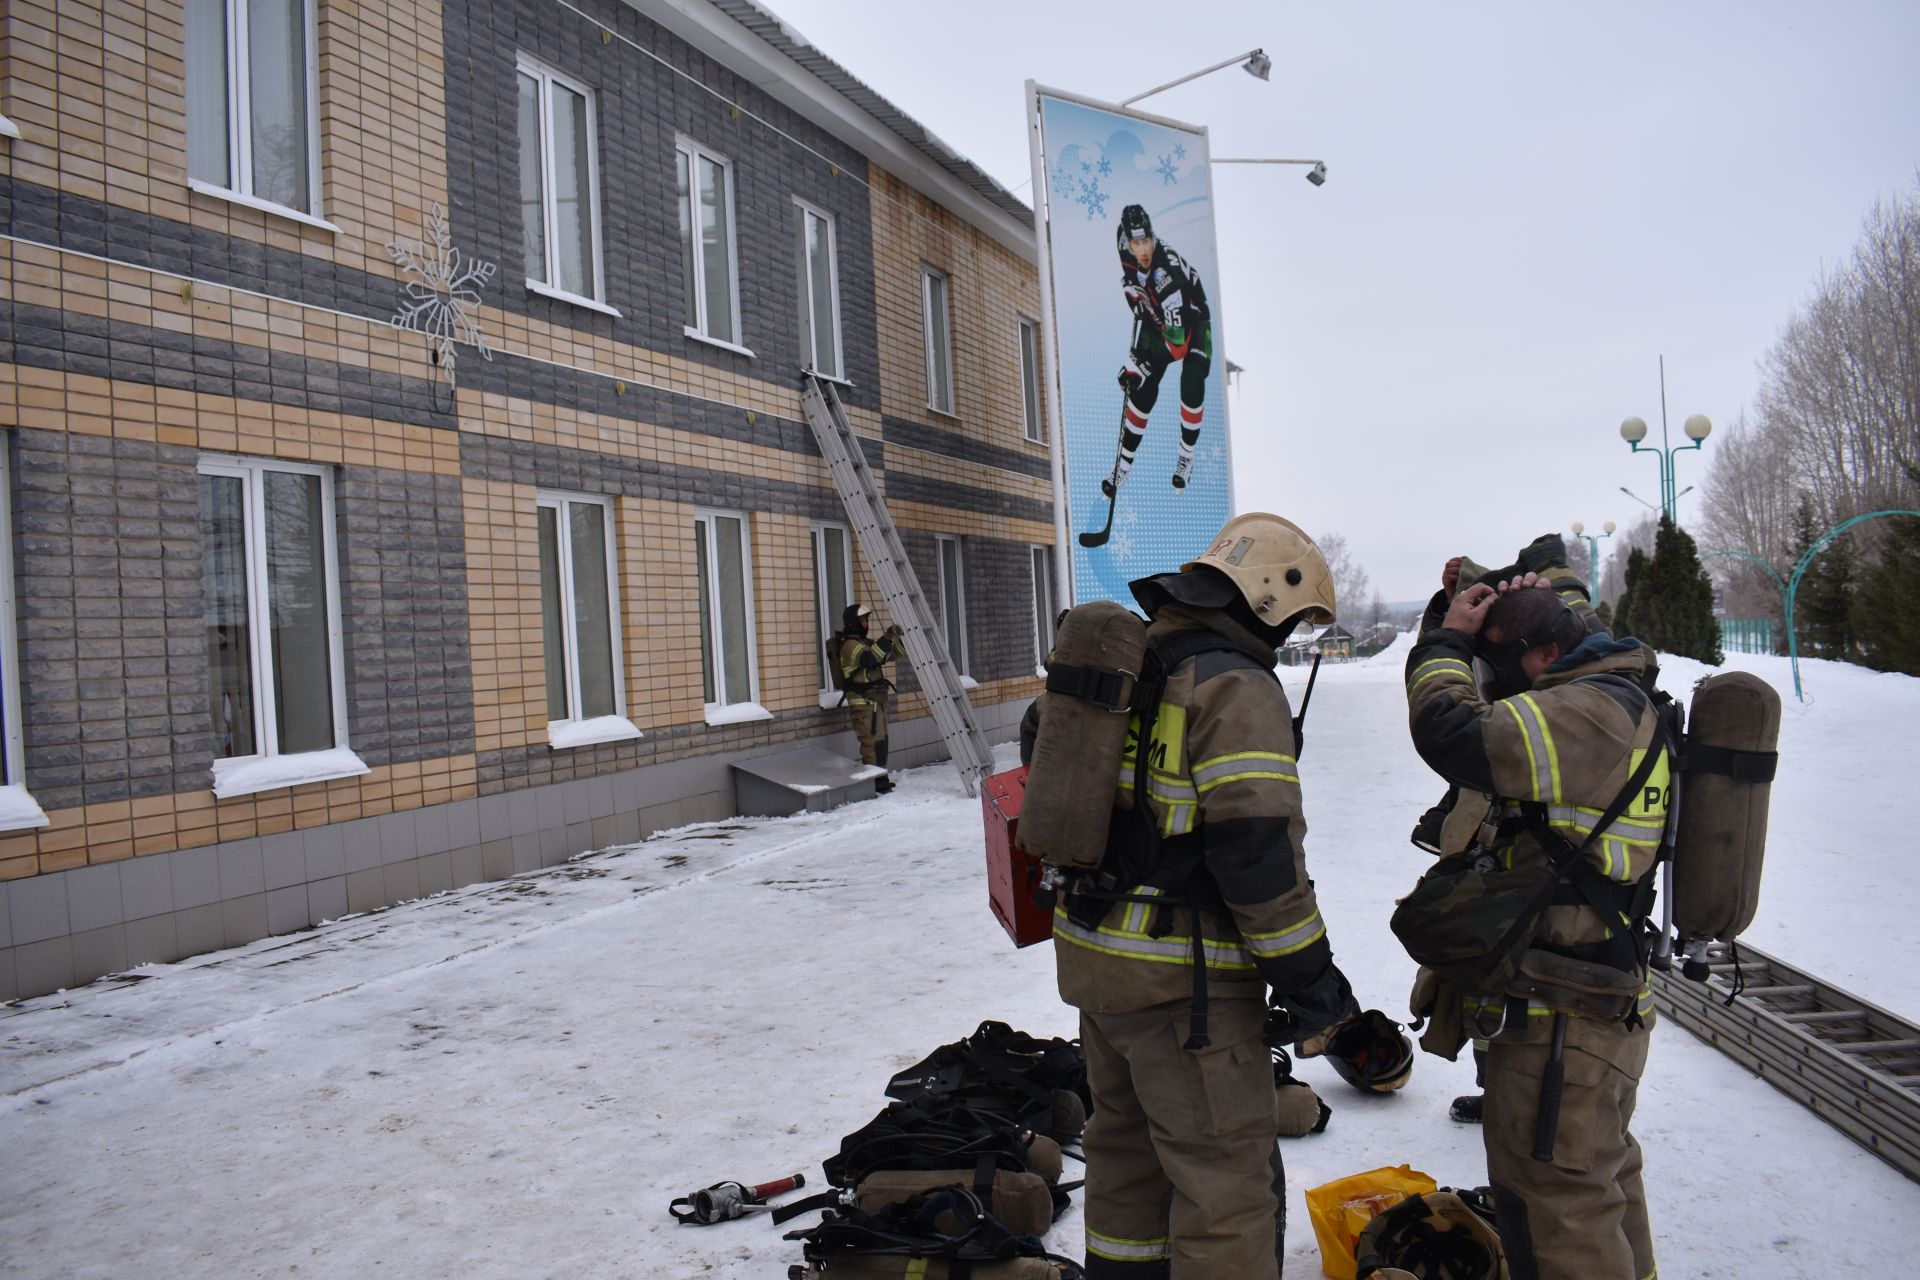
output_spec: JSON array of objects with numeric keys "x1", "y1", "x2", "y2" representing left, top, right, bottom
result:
[{"x1": 0, "y1": 701, "x2": 1025, "y2": 1001}]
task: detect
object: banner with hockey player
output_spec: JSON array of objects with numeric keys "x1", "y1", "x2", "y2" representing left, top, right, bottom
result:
[{"x1": 1029, "y1": 87, "x2": 1233, "y2": 607}]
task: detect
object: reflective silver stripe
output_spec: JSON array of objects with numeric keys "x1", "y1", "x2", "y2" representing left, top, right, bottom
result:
[
  {"x1": 1165, "y1": 801, "x2": 1196, "y2": 835},
  {"x1": 1052, "y1": 910, "x2": 1256, "y2": 970},
  {"x1": 1190, "y1": 752, "x2": 1296, "y2": 790},
  {"x1": 1544, "y1": 804, "x2": 1664, "y2": 840},
  {"x1": 1245, "y1": 911, "x2": 1325, "y2": 958},
  {"x1": 1087, "y1": 1230, "x2": 1172, "y2": 1262},
  {"x1": 1507, "y1": 695, "x2": 1556, "y2": 800}
]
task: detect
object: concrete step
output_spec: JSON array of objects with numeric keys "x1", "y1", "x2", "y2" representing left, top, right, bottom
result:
[{"x1": 731, "y1": 746, "x2": 885, "y2": 817}]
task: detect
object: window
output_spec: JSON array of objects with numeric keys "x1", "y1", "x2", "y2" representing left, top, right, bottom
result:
[
  {"x1": 0, "y1": 442, "x2": 47, "y2": 830},
  {"x1": 518, "y1": 57, "x2": 607, "y2": 307},
  {"x1": 694, "y1": 511, "x2": 763, "y2": 716},
  {"x1": 1030, "y1": 545, "x2": 1056, "y2": 670},
  {"x1": 198, "y1": 456, "x2": 365, "y2": 797},
  {"x1": 186, "y1": 0, "x2": 323, "y2": 219},
  {"x1": 934, "y1": 535, "x2": 968, "y2": 676},
  {"x1": 678, "y1": 138, "x2": 744, "y2": 349},
  {"x1": 922, "y1": 268, "x2": 954, "y2": 414},
  {"x1": 1019, "y1": 317, "x2": 1044, "y2": 443},
  {"x1": 811, "y1": 522, "x2": 854, "y2": 696},
  {"x1": 795, "y1": 200, "x2": 843, "y2": 380},
  {"x1": 538, "y1": 493, "x2": 639, "y2": 747}
]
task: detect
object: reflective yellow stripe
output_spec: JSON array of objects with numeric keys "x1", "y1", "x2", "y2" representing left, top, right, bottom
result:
[
  {"x1": 1517, "y1": 693, "x2": 1563, "y2": 800},
  {"x1": 905, "y1": 1260, "x2": 928, "y2": 1280},
  {"x1": 1195, "y1": 769, "x2": 1299, "y2": 794},
  {"x1": 1245, "y1": 911, "x2": 1325, "y2": 957},
  {"x1": 1408, "y1": 658, "x2": 1474, "y2": 694},
  {"x1": 1502, "y1": 700, "x2": 1540, "y2": 799},
  {"x1": 1053, "y1": 901, "x2": 1257, "y2": 971},
  {"x1": 1088, "y1": 1230, "x2": 1173, "y2": 1261}
]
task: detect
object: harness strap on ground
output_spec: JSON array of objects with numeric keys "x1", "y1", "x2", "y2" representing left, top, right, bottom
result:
[{"x1": 771, "y1": 1190, "x2": 845, "y2": 1226}]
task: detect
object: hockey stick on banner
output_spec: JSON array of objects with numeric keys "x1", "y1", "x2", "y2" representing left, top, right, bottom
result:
[{"x1": 1080, "y1": 381, "x2": 1136, "y2": 548}]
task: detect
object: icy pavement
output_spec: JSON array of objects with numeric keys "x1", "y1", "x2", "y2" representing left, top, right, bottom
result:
[{"x1": 2, "y1": 646, "x2": 1915, "y2": 1278}]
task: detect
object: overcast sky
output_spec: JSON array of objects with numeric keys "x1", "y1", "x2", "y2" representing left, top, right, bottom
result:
[{"x1": 767, "y1": 0, "x2": 1920, "y2": 602}]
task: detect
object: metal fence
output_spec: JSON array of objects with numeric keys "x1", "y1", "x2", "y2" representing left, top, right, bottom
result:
[{"x1": 1719, "y1": 617, "x2": 1778, "y2": 656}]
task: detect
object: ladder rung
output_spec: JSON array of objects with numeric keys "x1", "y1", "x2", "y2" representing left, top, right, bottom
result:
[
  {"x1": 1742, "y1": 984, "x2": 1817, "y2": 998},
  {"x1": 1835, "y1": 1039, "x2": 1920, "y2": 1055},
  {"x1": 1781, "y1": 1010, "x2": 1867, "y2": 1024}
]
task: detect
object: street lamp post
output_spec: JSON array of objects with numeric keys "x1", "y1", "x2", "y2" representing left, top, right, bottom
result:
[
  {"x1": 1570, "y1": 520, "x2": 1616, "y2": 600},
  {"x1": 1619, "y1": 355, "x2": 1710, "y2": 524}
]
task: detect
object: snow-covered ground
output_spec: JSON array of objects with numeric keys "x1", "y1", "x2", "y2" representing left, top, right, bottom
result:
[{"x1": 1, "y1": 645, "x2": 1913, "y2": 1278}]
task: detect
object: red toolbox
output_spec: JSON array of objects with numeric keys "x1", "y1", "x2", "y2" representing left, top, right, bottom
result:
[{"x1": 981, "y1": 765, "x2": 1053, "y2": 948}]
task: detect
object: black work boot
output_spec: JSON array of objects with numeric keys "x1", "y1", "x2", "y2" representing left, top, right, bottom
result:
[
  {"x1": 1450, "y1": 1093, "x2": 1484, "y2": 1124},
  {"x1": 875, "y1": 776, "x2": 895, "y2": 794}
]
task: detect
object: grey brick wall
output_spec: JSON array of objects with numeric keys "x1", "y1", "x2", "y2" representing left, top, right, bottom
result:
[
  {"x1": 11, "y1": 431, "x2": 209, "y2": 807},
  {"x1": 896, "y1": 530, "x2": 1043, "y2": 689},
  {"x1": 335, "y1": 467, "x2": 477, "y2": 767}
]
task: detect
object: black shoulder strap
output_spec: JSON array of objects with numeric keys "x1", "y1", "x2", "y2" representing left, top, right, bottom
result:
[{"x1": 1150, "y1": 628, "x2": 1280, "y2": 683}]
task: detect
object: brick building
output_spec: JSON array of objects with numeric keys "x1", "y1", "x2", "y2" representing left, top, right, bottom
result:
[{"x1": 0, "y1": 0, "x2": 1056, "y2": 998}]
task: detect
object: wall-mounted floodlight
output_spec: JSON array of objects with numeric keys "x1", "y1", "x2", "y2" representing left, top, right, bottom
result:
[
  {"x1": 1243, "y1": 50, "x2": 1273, "y2": 81},
  {"x1": 1306, "y1": 161, "x2": 1327, "y2": 186}
]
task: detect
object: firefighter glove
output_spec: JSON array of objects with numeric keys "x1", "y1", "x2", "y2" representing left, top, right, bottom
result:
[
  {"x1": 1516, "y1": 533, "x2": 1569, "y2": 574},
  {"x1": 1273, "y1": 961, "x2": 1360, "y2": 1043}
]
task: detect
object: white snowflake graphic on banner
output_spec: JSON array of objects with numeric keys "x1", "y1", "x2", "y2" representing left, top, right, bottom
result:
[{"x1": 386, "y1": 203, "x2": 497, "y2": 391}]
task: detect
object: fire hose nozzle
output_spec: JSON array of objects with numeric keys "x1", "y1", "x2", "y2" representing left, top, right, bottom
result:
[{"x1": 671, "y1": 1171, "x2": 810, "y2": 1225}]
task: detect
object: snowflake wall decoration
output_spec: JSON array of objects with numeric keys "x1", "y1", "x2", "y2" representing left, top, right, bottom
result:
[
  {"x1": 386, "y1": 202, "x2": 496, "y2": 391},
  {"x1": 1156, "y1": 154, "x2": 1181, "y2": 186}
]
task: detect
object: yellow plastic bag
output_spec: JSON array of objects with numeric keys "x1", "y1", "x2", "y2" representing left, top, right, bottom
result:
[{"x1": 1304, "y1": 1164, "x2": 1438, "y2": 1280}]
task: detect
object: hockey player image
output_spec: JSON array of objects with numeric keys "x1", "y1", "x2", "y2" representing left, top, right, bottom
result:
[{"x1": 1103, "y1": 204, "x2": 1213, "y2": 504}]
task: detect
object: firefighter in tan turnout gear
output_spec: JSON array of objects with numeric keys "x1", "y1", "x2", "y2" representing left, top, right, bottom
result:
[
  {"x1": 1046, "y1": 514, "x2": 1361, "y2": 1279},
  {"x1": 835, "y1": 604, "x2": 902, "y2": 793},
  {"x1": 1405, "y1": 572, "x2": 1673, "y2": 1280}
]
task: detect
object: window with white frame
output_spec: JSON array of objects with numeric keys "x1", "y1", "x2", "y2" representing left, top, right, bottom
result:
[
  {"x1": 678, "y1": 138, "x2": 743, "y2": 348},
  {"x1": 795, "y1": 200, "x2": 843, "y2": 380},
  {"x1": 811, "y1": 522, "x2": 854, "y2": 694},
  {"x1": 1030, "y1": 545, "x2": 1056, "y2": 669},
  {"x1": 537, "y1": 493, "x2": 639, "y2": 746},
  {"x1": 0, "y1": 442, "x2": 48, "y2": 830},
  {"x1": 185, "y1": 0, "x2": 323, "y2": 218},
  {"x1": 518, "y1": 57, "x2": 606, "y2": 306},
  {"x1": 934, "y1": 534, "x2": 969, "y2": 676},
  {"x1": 922, "y1": 267, "x2": 955, "y2": 414},
  {"x1": 198, "y1": 456, "x2": 365, "y2": 796},
  {"x1": 1019, "y1": 316, "x2": 1044, "y2": 443},
  {"x1": 694, "y1": 511, "x2": 760, "y2": 712}
]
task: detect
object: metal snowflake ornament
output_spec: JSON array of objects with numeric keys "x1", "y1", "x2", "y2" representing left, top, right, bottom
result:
[{"x1": 386, "y1": 202, "x2": 496, "y2": 391}]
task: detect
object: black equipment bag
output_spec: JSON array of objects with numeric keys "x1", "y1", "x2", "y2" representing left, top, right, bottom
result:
[{"x1": 883, "y1": 1021, "x2": 1090, "y2": 1145}]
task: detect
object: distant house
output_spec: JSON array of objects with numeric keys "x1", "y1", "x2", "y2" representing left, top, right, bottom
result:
[{"x1": 1282, "y1": 624, "x2": 1358, "y2": 666}]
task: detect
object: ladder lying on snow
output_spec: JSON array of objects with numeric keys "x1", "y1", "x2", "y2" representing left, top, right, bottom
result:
[
  {"x1": 1652, "y1": 940, "x2": 1920, "y2": 1183},
  {"x1": 800, "y1": 375, "x2": 994, "y2": 796}
]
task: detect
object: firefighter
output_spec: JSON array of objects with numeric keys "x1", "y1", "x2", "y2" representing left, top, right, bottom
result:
[
  {"x1": 1405, "y1": 572, "x2": 1671, "y2": 1280},
  {"x1": 1050, "y1": 513, "x2": 1360, "y2": 1279},
  {"x1": 836, "y1": 604, "x2": 902, "y2": 793}
]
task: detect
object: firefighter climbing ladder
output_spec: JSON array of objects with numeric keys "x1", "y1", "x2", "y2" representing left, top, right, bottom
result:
[
  {"x1": 1652, "y1": 941, "x2": 1920, "y2": 1183},
  {"x1": 800, "y1": 375, "x2": 994, "y2": 796}
]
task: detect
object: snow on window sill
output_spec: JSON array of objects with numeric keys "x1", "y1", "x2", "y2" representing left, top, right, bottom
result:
[
  {"x1": 211, "y1": 747, "x2": 370, "y2": 799},
  {"x1": 958, "y1": 675, "x2": 979, "y2": 690},
  {"x1": 526, "y1": 278, "x2": 623, "y2": 318},
  {"x1": 547, "y1": 715, "x2": 644, "y2": 750},
  {"x1": 805, "y1": 367, "x2": 855, "y2": 389},
  {"x1": 187, "y1": 178, "x2": 340, "y2": 234},
  {"x1": 818, "y1": 690, "x2": 848, "y2": 710},
  {"x1": 0, "y1": 114, "x2": 21, "y2": 141},
  {"x1": 684, "y1": 327, "x2": 757, "y2": 360},
  {"x1": 1034, "y1": 666, "x2": 1048, "y2": 679},
  {"x1": 704, "y1": 701, "x2": 774, "y2": 727},
  {"x1": 0, "y1": 783, "x2": 50, "y2": 831}
]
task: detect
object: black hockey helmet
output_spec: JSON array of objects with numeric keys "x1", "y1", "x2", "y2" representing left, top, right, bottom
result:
[
  {"x1": 1118, "y1": 204, "x2": 1153, "y2": 242},
  {"x1": 1324, "y1": 1009, "x2": 1415, "y2": 1094}
]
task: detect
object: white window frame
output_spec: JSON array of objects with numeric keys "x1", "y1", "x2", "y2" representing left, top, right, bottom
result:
[
  {"x1": 517, "y1": 55, "x2": 613, "y2": 313},
  {"x1": 1019, "y1": 316, "x2": 1045, "y2": 443},
  {"x1": 678, "y1": 136, "x2": 749, "y2": 356},
  {"x1": 922, "y1": 266, "x2": 955, "y2": 415},
  {"x1": 811, "y1": 521, "x2": 855, "y2": 706},
  {"x1": 537, "y1": 492, "x2": 641, "y2": 749},
  {"x1": 1030, "y1": 544, "x2": 1056, "y2": 675},
  {"x1": 694, "y1": 509, "x2": 768, "y2": 723},
  {"x1": 794, "y1": 198, "x2": 844, "y2": 382},
  {"x1": 185, "y1": 0, "x2": 332, "y2": 230},
  {"x1": 0, "y1": 442, "x2": 48, "y2": 830},
  {"x1": 197, "y1": 455, "x2": 367, "y2": 798},
  {"x1": 934, "y1": 534, "x2": 970, "y2": 679}
]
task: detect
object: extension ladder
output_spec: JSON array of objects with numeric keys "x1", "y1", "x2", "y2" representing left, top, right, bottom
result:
[
  {"x1": 1652, "y1": 940, "x2": 1920, "y2": 1182},
  {"x1": 800, "y1": 375, "x2": 994, "y2": 796}
]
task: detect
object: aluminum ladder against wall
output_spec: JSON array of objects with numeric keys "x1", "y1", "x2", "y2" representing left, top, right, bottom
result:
[
  {"x1": 800, "y1": 375, "x2": 994, "y2": 796},
  {"x1": 1652, "y1": 940, "x2": 1920, "y2": 1182}
]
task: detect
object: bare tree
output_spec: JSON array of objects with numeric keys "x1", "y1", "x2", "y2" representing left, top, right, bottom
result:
[
  {"x1": 1697, "y1": 411, "x2": 1799, "y2": 619},
  {"x1": 1316, "y1": 532, "x2": 1372, "y2": 623},
  {"x1": 1600, "y1": 514, "x2": 1658, "y2": 608}
]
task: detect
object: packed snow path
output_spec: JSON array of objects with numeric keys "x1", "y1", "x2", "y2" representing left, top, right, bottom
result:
[{"x1": 1, "y1": 646, "x2": 1913, "y2": 1277}]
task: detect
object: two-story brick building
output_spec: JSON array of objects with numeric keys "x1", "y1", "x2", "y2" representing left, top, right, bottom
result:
[{"x1": 0, "y1": 0, "x2": 1056, "y2": 998}]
